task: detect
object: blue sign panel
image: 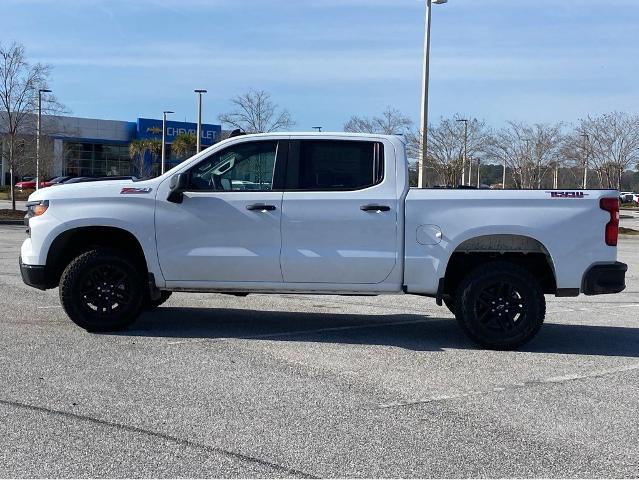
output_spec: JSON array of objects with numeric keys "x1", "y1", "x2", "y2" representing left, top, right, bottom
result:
[{"x1": 136, "y1": 118, "x2": 221, "y2": 145}]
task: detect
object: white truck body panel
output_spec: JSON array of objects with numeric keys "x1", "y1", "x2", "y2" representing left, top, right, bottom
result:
[
  {"x1": 404, "y1": 189, "x2": 616, "y2": 294},
  {"x1": 155, "y1": 190, "x2": 284, "y2": 283},
  {"x1": 21, "y1": 132, "x2": 619, "y2": 296},
  {"x1": 21, "y1": 179, "x2": 162, "y2": 280},
  {"x1": 279, "y1": 136, "x2": 402, "y2": 285}
]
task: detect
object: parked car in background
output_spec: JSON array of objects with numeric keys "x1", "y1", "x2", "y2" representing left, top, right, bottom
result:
[
  {"x1": 15, "y1": 178, "x2": 43, "y2": 190},
  {"x1": 41, "y1": 176, "x2": 76, "y2": 187},
  {"x1": 620, "y1": 192, "x2": 634, "y2": 203},
  {"x1": 15, "y1": 176, "x2": 73, "y2": 190},
  {"x1": 15, "y1": 179, "x2": 36, "y2": 190},
  {"x1": 60, "y1": 175, "x2": 136, "y2": 185}
]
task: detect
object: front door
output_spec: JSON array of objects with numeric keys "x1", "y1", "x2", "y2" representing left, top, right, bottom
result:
[
  {"x1": 280, "y1": 139, "x2": 398, "y2": 284},
  {"x1": 155, "y1": 139, "x2": 285, "y2": 283}
]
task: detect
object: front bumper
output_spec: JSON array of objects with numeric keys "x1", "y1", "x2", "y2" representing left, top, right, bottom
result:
[
  {"x1": 582, "y1": 262, "x2": 628, "y2": 295},
  {"x1": 19, "y1": 257, "x2": 50, "y2": 290}
]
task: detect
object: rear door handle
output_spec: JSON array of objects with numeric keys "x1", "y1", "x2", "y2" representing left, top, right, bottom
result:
[
  {"x1": 360, "y1": 204, "x2": 391, "y2": 212},
  {"x1": 246, "y1": 204, "x2": 277, "y2": 211}
]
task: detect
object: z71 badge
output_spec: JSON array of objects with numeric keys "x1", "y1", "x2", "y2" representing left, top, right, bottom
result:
[
  {"x1": 548, "y1": 191, "x2": 589, "y2": 198},
  {"x1": 120, "y1": 187, "x2": 152, "y2": 194}
]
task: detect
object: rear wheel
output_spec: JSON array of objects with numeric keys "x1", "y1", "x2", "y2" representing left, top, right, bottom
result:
[
  {"x1": 455, "y1": 261, "x2": 545, "y2": 350},
  {"x1": 59, "y1": 249, "x2": 144, "y2": 332},
  {"x1": 442, "y1": 296, "x2": 456, "y2": 315}
]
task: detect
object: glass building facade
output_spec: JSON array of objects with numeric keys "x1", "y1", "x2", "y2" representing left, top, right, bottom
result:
[
  {"x1": 1, "y1": 116, "x2": 222, "y2": 185},
  {"x1": 63, "y1": 142, "x2": 131, "y2": 177}
]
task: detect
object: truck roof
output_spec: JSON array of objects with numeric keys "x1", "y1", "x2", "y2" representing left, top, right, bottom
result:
[{"x1": 228, "y1": 131, "x2": 405, "y2": 141}]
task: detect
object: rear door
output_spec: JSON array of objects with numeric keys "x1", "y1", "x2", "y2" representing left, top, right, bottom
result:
[{"x1": 280, "y1": 138, "x2": 398, "y2": 284}]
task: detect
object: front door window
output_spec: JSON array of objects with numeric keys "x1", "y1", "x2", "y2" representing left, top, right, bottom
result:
[{"x1": 188, "y1": 141, "x2": 277, "y2": 192}]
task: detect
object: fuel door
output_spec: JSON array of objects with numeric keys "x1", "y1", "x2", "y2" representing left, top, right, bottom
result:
[{"x1": 416, "y1": 224, "x2": 443, "y2": 245}]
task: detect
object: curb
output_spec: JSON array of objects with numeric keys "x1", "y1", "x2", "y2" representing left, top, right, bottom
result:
[{"x1": 0, "y1": 220, "x2": 24, "y2": 226}]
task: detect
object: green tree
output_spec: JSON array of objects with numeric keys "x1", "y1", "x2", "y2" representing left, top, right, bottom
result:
[
  {"x1": 171, "y1": 133, "x2": 197, "y2": 159},
  {"x1": 129, "y1": 139, "x2": 161, "y2": 178}
]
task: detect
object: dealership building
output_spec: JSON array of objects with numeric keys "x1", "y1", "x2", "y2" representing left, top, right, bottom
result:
[{"x1": 0, "y1": 115, "x2": 222, "y2": 186}]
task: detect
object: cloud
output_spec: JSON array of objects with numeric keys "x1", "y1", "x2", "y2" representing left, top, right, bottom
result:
[{"x1": 45, "y1": 43, "x2": 630, "y2": 86}]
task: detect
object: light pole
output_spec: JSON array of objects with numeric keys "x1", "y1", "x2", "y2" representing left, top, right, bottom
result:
[
  {"x1": 476, "y1": 158, "x2": 481, "y2": 188},
  {"x1": 581, "y1": 133, "x2": 589, "y2": 189},
  {"x1": 36, "y1": 88, "x2": 51, "y2": 190},
  {"x1": 457, "y1": 118, "x2": 468, "y2": 186},
  {"x1": 161, "y1": 110, "x2": 174, "y2": 175},
  {"x1": 502, "y1": 157, "x2": 507, "y2": 189},
  {"x1": 194, "y1": 89, "x2": 207, "y2": 153},
  {"x1": 418, "y1": 0, "x2": 448, "y2": 188}
]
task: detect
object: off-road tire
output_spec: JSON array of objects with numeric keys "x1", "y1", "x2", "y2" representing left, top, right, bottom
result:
[
  {"x1": 443, "y1": 296, "x2": 456, "y2": 315},
  {"x1": 59, "y1": 249, "x2": 144, "y2": 332},
  {"x1": 455, "y1": 261, "x2": 546, "y2": 350}
]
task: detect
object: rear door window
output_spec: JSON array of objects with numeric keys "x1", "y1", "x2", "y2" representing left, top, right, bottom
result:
[{"x1": 285, "y1": 140, "x2": 383, "y2": 191}]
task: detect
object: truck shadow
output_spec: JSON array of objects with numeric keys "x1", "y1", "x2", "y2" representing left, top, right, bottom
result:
[{"x1": 127, "y1": 307, "x2": 639, "y2": 357}]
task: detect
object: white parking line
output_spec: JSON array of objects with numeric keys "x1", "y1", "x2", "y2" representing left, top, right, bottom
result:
[{"x1": 378, "y1": 363, "x2": 639, "y2": 409}]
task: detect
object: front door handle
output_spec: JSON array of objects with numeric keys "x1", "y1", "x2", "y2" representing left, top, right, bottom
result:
[
  {"x1": 360, "y1": 204, "x2": 391, "y2": 212},
  {"x1": 246, "y1": 204, "x2": 277, "y2": 211}
]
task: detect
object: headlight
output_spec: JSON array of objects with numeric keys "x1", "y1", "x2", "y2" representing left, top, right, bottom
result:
[{"x1": 26, "y1": 200, "x2": 49, "y2": 218}]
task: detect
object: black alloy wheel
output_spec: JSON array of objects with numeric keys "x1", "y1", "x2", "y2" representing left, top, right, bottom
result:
[
  {"x1": 455, "y1": 261, "x2": 546, "y2": 350},
  {"x1": 59, "y1": 249, "x2": 144, "y2": 332},
  {"x1": 474, "y1": 281, "x2": 527, "y2": 334},
  {"x1": 78, "y1": 264, "x2": 133, "y2": 317}
]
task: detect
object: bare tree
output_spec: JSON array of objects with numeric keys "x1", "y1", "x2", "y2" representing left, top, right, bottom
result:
[
  {"x1": 561, "y1": 129, "x2": 594, "y2": 189},
  {"x1": 218, "y1": 89, "x2": 294, "y2": 133},
  {"x1": 0, "y1": 42, "x2": 64, "y2": 209},
  {"x1": 12, "y1": 116, "x2": 74, "y2": 181},
  {"x1": 344, "y1": 106, "x2": 420, "y2": 160},
  {"x1": 427, "y1": 115, "x2": 490, "y2": 187},
  {"x1": 344, "y1": 106, "x2": 413, "y2": 135},
  {"x1": 487, "y1": 121, "x2": 564, "y2": 189},
  {"x1": 577, "y1": 112, "x2": 639, "y2": 189}
]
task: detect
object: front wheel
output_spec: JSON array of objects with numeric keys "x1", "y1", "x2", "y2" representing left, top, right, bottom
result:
[
  {"x1": 59, "y1": 249, "x2": 144, "y2": 332},
  {"x1": 455, "y1": 261, "x2": 546, "y2": 350},
  {"x1": 144, "y1": 291, "x2": 172, "y2": 309}
]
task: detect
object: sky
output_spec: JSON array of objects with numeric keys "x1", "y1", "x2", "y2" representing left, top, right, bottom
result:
[{"x1": 3, "y1": 0, "x2": 639, "y2": 131}]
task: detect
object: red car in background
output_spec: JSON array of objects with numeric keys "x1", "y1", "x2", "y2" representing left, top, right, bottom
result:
[{"x1": 15, "y1": 176, "x2": 74, "y2": 190}]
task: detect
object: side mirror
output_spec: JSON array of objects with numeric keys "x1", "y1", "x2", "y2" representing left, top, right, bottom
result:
[{"x1": 167, "y1": 173, "x2": 188, "y2": 204}]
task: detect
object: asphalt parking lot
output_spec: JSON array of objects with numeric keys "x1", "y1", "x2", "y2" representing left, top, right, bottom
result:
[{"x1": 1, "y1": 224, "x2": 638, "y2": 478}]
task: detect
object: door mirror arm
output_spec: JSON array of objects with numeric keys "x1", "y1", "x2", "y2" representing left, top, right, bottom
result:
[{"x1": 167, "y1": 173, "x2": 188, "y2": 204}]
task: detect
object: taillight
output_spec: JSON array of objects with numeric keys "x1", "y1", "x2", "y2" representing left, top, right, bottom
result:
[{"x1": 600, "y1": 197, "x2": 619, "y2": 246}]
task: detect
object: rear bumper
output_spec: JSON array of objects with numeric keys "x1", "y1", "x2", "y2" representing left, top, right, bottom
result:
[
  {"x1": 19, "y1": 257, "x2": 50, "y2": 290},
  {"x1": 582, "y1": 262, "x2": 627, "y2": 295}
]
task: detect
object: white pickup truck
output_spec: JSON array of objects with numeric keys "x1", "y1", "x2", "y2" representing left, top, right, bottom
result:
[{"x1": 20, "y1": 133, "x2": 627, "y2": 349}]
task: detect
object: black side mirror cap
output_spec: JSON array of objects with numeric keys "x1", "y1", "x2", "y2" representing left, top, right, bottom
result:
[{"x1": 167, "y1": 173, "x2": 188, "y2": 203}]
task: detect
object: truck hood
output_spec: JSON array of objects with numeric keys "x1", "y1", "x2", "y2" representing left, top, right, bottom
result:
[{"x1": 27, "y1": 179, "x2": 159, "y2": 202}]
